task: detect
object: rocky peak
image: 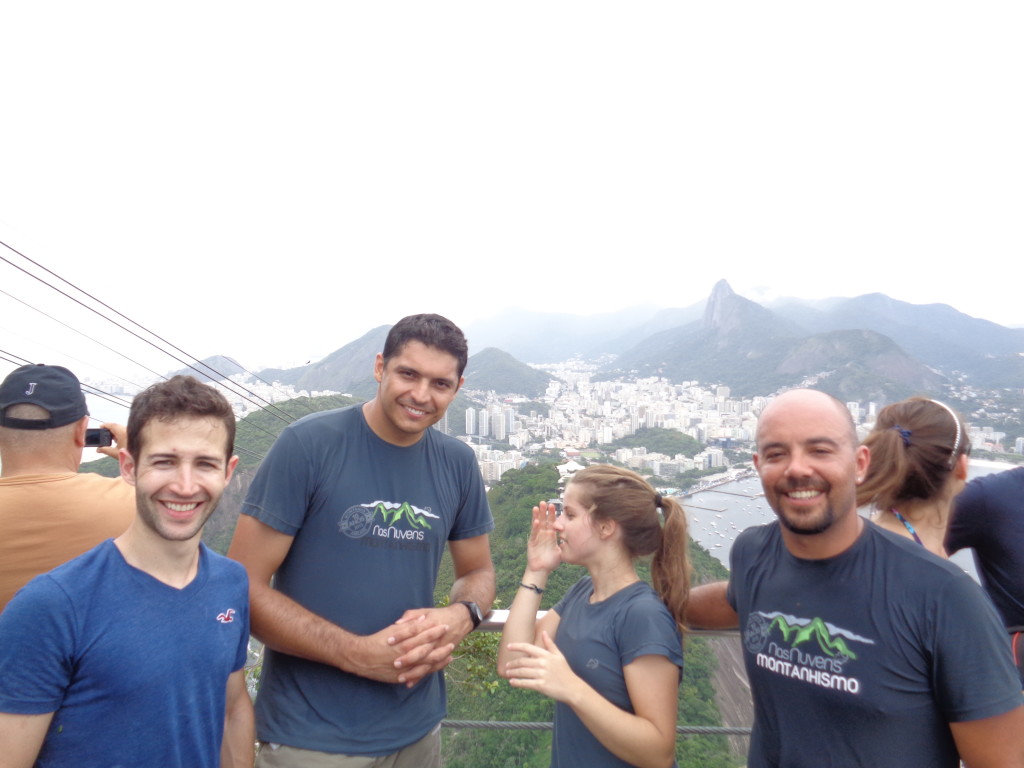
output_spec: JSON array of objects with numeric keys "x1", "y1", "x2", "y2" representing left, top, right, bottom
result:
[{"x1": 701, "y1": 279, "x2": 737, "y2": 331}]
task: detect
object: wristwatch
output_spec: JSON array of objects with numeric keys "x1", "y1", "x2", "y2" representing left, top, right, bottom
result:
[{"x1": 457, "y1": 600, "x2": 483, "y2": 630}]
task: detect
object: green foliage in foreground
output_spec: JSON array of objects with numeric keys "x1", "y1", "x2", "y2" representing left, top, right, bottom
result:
[
  {"x1": 437, "y1": 464, "x2": 741, "y2": 768},
  {"x1": 80, "y1": 455, "x2": 120, "y2": 478}
]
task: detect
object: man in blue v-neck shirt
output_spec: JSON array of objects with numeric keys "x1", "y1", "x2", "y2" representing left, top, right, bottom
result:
[{"x1": 0, "y1": 375, "x2": 253, "y2": 767}]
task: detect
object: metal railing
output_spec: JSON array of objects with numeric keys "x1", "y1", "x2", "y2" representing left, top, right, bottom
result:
[
  {"x1": 445, "y1": 610, "x2": 752, "y2": 738},
  {"x1": 244, "y1": 611, "x2": 752, "y2": 739}
]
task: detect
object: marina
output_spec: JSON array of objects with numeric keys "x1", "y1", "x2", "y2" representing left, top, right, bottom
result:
[{"x1": 678, "y1": 470, "x2": 772, "y2": 568}]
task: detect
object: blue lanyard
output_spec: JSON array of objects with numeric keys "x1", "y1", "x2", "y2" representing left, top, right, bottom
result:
[{"x1": 891, "y1": 509, "x2": 924, "y2": 547}]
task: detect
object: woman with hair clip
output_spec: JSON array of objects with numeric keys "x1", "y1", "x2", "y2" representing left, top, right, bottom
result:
[
  {"x1": 857, "y1": 397, "x2": 971, "y2": 558},
  {"x1": 498, "y1": 465, "x2": 690, "y2": 768}
]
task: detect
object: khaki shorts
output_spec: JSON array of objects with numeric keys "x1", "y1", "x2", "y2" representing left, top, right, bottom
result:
[{"x1": 256, "y1": 725, "x2": 441, "y2": 768}]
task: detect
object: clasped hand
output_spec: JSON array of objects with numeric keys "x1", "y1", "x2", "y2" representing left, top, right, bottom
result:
[{"x1": 357, "y1": 604, "x2": 471, "y2": 688}]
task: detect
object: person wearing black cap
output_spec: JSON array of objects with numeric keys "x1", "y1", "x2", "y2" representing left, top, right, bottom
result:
[{"x1": 0, "y1": 363, "x2": 135, "y2": 611}]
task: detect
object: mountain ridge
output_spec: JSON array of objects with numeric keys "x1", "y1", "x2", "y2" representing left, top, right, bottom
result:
[{"x1": 188, "y1": 280, "x2": 1022, "y2": 402}]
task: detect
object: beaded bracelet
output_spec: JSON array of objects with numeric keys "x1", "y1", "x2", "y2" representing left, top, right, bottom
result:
[{"x1": 520, "y1": 582, "x2": 545, "y2": 594}]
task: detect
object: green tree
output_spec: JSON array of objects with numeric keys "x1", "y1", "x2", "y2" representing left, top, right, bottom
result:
[{"x1": 610, "y1": 427, "x2": 702, "y2": 457}]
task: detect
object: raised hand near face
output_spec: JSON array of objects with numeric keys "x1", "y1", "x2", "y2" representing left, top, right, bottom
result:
[{"x1": 527, "y1": 500, "x2": 562, "y2": 574}]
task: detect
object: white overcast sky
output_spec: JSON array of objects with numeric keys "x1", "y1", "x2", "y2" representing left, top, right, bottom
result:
[{"x1": 1, "y1": 2, "x2": 1021, "y2": 393}]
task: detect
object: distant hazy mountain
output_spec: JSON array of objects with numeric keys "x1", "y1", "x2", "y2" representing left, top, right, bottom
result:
[
  {"x1": 251, "y1": 330, "x2": 553, "y2": 402},
  {"x1": 168, "y1": 355, "x2": 247, "y2": 383},
  {"x1": 201, "y1": 280, "x2": 1023, "y2": 401},
  {"x1": 770, "y1": 293, "x2": 1024, "y2": 388},
  {"x1": 592, "y1": 304, "x2": 707, "y2": 357},
  {"x1": 462, "y1": 348, "x2": 554, "y2": 399},
  {"x1": 602, "y1": 280, "x2": 948, "y2": 400},
  {"x1": 776, "y1": 328, "x2": 946, "y2": 402},
  {"x1": 257, "y1": 325, "x2": 387, "y2": 398},
  {"x1": 603, "y1": 280, "x2": 802, "y2": 390},
  {"x1": 465, "y1": 305, "x2": 670, "y2": 362}
]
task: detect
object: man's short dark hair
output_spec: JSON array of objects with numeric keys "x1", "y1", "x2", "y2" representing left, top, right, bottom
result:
[
  {"x1": 127, "y1": 375, "x2": 236, "y2": 461},
  {"x1": 382, "y1": 314, "x2": 468, "y2": 378}
]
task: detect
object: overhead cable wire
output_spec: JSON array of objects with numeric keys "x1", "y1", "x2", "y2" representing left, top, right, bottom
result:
[
  {"x1": 0, "y1": 243, "x2": 297, "y2": 425},
  {"x1": 222, "y1": 365, "x2": 325, "y2": 420},
  {"x1": 0, "y1": 350, "x2": 33, "y2": 367},
  {"x1": 233, "y1": 445, "x2": 265, "y2": 462},
  {"x1": 0, "y1": 346, "x2": 140, "y2": 408},
  {"x1": 0, "y1": 347, "x2": 133, "y2": 417},
  {"x1": 80, "y1": 383, "x2": 133, "y2": 411},
  {"x1": 1, "y1": 245, "x2": 333, "y2": 445},
  {"x1": 232, "y1": 415, "x2": 293, "y2": 446},
  {"x1": 0, "y1": 246, "x2": 284, "y2": 421},
  {"x1": 2, "y1": 344, "x2": 285, "y2": 449},
  {"x1": 227, "y1": 416, "x2": 288, "y2": 445},
  {"x1": 0, "y1": 241, "x2": 288, "y2": 418},
  {"x1": 0, "y1": 238, "x2": 313, "y2": 419},
  {"x1": 0, "y1": 287, "x2": 168, "y2": 384},
  {"x1": 73, "y1": 382, "x2": 296, "y2": 449}
]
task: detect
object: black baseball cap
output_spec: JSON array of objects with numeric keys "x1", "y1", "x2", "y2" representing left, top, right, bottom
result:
[{"x1": 0, "y1": 364, "x2": 88, "y2": 429}]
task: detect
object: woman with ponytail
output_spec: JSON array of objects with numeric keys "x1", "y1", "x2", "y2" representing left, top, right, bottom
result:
[
  {"x1": 498, "y1": 465, "x2": 691, "y2": 768},
  {"x1": 857, "y1": 397, "x2": 971, "y2": 558}
]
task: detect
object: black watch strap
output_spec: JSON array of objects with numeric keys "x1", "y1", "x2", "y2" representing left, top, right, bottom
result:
[{"x1": 457, "y1": 600, "x2": 483, "y2": 629}]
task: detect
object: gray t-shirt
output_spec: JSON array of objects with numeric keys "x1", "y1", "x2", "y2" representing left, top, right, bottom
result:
[
  {"x1": 242, "y1": 404, "x2": 493, "y2": 756},
  {"x1": 728, "y1": 520, "x2": 1022, "y2": 768},
  {"x1": 551, "y1": 576, "x2": 683, "y2": 768}
]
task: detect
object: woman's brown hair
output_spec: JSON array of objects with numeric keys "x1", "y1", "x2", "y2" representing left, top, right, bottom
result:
[{"x1": 569, "y1": 465, "x2": 691, "y2": 632}]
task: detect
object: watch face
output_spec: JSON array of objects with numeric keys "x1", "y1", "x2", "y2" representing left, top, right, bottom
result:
[{"x1": 461, "y1": 601, "x2": 482, "y2": 626}]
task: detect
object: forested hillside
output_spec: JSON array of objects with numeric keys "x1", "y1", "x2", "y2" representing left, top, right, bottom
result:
[{"x1": 437, "y1": 465, "x2": 740, "y2": 768}]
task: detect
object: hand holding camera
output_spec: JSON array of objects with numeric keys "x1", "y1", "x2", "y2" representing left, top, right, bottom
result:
[{"x1": 87, "y1": 422, "x2": 127, "y2": 460}]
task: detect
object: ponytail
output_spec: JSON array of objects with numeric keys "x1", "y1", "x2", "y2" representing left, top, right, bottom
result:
[{"x1": 652, "y1": 497, "x2": 691, "y2": 634}]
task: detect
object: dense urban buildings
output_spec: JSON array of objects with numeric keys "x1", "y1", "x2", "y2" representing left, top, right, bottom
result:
[{"x1": 80, "y1": 363, "x2": 1012, "y2": 487}]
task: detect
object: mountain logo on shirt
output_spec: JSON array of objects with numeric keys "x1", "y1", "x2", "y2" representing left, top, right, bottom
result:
[
  {"x1": 744, "y1": 611, "x2": 873, "y2": 660},
  {"x1": 338, "y1": 500, "x2": 441, "y2": 539},
  {"x1": 741, "y1": 614, "x2": 876, "y2": 696},
  {"x1": 367, "y1": 500, "x2": 439, "y2": 529},
  {"x1": 744, "y1": 611, "x2": 875, "y2": 694}
]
